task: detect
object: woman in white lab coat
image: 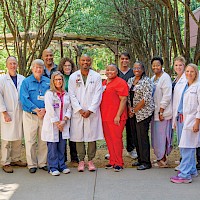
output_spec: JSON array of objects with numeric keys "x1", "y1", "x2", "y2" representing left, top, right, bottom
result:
[
  {"x1": 170, "y1": 63, "x2": 200, "y2": 184},
  {"x1": 42, "y1": 71, "x2": 71, "y2": 176},
  {"x1": 172, "y1": 56, "x2": 187, "y2": 170}
]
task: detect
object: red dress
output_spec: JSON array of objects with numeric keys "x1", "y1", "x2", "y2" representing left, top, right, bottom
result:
[{"x1": 101, "y1": 77, "x2": 128, "y2": 167}]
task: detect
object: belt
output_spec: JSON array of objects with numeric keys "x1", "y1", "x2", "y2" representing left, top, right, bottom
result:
[{"x1": 30, "y1": 112, "x2": 37, "y2": 115}]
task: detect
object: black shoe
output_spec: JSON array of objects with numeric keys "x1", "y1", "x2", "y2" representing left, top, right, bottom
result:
[
  {"x1": 132, "y1": 161, "x2": 141, "y2": 167},
  {"x1": 39, "y1": 166, "x2": 48, "y2": 171},
  {"x1": 137, "y1": 164, "x2": 151, "y2": 170},
  {"x1": 114, "y1": 165, "x2": 123, "y2": 172},
  {"x1": 29, "y1": 167, "x2": 37, "y2": 173},
  {"x1": 105, "y1": 164, "x2": 113, "y2": 169},
  {"x1": 196, "y1": 163, "x2": 200, "y2": 170}
]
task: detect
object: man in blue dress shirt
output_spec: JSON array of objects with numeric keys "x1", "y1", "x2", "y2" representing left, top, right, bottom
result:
[{"x1": 20, "y1": 59, "x2": 50, "y2": 173}]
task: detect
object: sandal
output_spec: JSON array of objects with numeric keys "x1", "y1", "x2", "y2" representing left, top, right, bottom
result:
[{"x1": 153, "y1": 160, "x2": 168, "y2": 168}]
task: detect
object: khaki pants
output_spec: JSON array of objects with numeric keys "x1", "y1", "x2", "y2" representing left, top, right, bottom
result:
[
  {"x1": 1, "y1": 140, "x2": 21, "y2": 166},
  {"x1": 23, "y1": 111, "x2": 47, "y2": 169},
  {"x1": 76, "y1": 141, "x2": 96, "y2": 161}
]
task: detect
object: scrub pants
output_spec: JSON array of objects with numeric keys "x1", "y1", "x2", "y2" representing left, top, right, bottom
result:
[
  {"x1": 103, "y1": 120, "x2": 126, "y2": 167},
  {"x1": 47, "y1": 133, "x2": 67, "y2": 172},
  {"x1": 178, "y1": 148, "x2": 197, "y2": 179},
  {"x1": 176, "y1": 114, "x2": 184, "y2": 158}
]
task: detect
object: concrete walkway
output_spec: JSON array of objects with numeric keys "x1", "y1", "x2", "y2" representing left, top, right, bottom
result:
[{"x1": 0, "y1": 168, "x2": 200, "y2": 200}]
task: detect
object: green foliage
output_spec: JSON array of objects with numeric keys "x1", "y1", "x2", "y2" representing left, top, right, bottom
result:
[
  {"x1": 82, "y1": 47, "x2": 115, "y2": 70},
  {"x1": 0, "y1": 49, "x2": 7, "y2": 70}
]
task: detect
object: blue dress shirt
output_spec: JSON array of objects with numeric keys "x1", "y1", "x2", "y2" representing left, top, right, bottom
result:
[{"x1": 20, "y1": 74, "x2": 50, "y2": 112}]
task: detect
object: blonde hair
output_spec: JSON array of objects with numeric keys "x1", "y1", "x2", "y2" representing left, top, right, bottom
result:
[
  {"x1": 50, "y1": 71, "x2": 65, "y2": 92},
  {"x1": 174, "y1": 56, "x2": 186, "y2": 66},
  {"x1": 186, "y1": 63, "x2": 199, "y2": 83}
]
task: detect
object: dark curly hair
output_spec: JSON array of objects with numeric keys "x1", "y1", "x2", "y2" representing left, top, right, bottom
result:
[
  {"x1": 57, "y1": 57, "x2": 77, "y2": 75},
  {"x1": 151, "y1": 56, "x2": 164, "y2": 66}
]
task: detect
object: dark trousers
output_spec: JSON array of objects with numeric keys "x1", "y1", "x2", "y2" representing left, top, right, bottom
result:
[
  {"x1": 196, "y1": 147, "x2": 200, "y2": 164},
  {"x1": 47, "y1": 133, "x2": 67, "y2": 172},
  {"x1": 64, "y1": 140, "x2": 78, "y2": 162},
  {"x1": 126, "y1": 117, "x2": 135, "y2": 152},
  {"x1": 69, "y1": 140, "x2": 78, "y2": 161},
  {"x1": 130, "y1": 115, "x2": 152, "y2": 166}
]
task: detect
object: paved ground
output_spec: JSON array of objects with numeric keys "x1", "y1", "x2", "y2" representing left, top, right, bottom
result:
[{"x1": 0, "y1": 167, "x2": 200, "y2": 200}]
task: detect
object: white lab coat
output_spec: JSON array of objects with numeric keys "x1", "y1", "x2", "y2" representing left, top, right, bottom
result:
[
  {"x1": 172, "y1": 73, "x2": 187, "y2": 129},
  {"x1": 0, "y1": 73, "x2": 25, "y2": 141},
  {"x1": 41, "y1": 90, "x2": 71, "y2": 142},
  {"x1": 68, "y1": 69, "x2": 104, "y2": 142},
  {"x1": 179, "y1": 81, "x2": 200, "y2": 148},
  {"x1": 151, "y1": 72, "x2": 172, "y2": 121}
]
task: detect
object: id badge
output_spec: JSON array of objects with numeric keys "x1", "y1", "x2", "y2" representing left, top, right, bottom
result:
[{"x1": 37, "y1": 95, "x2": 44, "y2": 101}]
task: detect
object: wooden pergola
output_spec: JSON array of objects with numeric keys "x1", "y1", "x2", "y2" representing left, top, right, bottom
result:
[{"x1": 0, "y1": 32, "x2": 123, "y2": 64}]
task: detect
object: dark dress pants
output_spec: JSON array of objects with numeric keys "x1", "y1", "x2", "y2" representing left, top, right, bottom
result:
[
  {"x1": 69, "y1": 140, "x2": 78, "y2": 161},
  {"x1": 126, "y1": 117, "x2": 135, "y2": 152},
  {"x1": 130, "y1": 115, "x2": 152, "y2": 166}
]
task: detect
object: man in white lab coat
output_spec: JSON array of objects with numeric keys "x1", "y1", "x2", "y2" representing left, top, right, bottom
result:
[
  {"x1": 68, "y1": 54, "x2": 104, "y2": 172},
  {"x1": 0, "y1": 56, "x2": 27, "y2": 173}
]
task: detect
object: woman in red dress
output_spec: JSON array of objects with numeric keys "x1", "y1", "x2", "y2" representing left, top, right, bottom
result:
[{"x1": 101, "y1": 64, "x2": 129, "y2": 172}]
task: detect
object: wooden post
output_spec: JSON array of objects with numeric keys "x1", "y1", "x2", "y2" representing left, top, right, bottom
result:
[
  {"x1": 115, "y1": 41, "x2": 119, "y2": 64},
  {"x1": 60, "y1": 38, "x2": 63, "y2": 58}
]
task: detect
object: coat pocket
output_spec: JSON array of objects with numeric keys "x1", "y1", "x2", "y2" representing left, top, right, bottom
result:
[{"x1": 183, "y1": 114, "x2": 196, "y2": 130}]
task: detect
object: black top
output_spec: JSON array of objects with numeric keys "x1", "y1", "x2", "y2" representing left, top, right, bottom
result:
[
  {"x1": 43, "y1": 64, "x2": 58, "y2": 79},
  {"x1": 118, "y1": 68, "x2": 134, "y2": 82},
  {"x1": 10, "y1": 75, "x2": 17, "y2": 88}
]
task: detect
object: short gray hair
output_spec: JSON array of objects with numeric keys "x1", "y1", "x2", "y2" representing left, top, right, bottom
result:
[{"x1": 31, "y1": 59, "x2": 45, "y2": 69}]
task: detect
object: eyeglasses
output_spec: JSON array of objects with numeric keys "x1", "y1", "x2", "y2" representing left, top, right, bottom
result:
[
  {"x1": 133, "y1": 67, "x2": 142, "y2": 71},
  {"x1": 54, "y1": 78, "x2": 63, "y2": 82}
]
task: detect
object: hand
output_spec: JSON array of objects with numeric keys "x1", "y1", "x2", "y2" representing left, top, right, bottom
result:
[
  {"x1": 3, "y1": 112, "x2": 12, "y2": 122},
  {"x1": 159, "y1": 114, "x2": 164, "y2": 121},
  {"x1": 128, "y1": 107, "x2": 134, "y2": 118},
  {"x1": 64, "y1": 116, "x2": 69, "y2": 122},
  {"x1": 114, "y1": 115, "x2": 120, "y2": 126},
  {"x1": 129, "y1": 112, "x2": 134, "y2": 118},
  {"x1": 79, "y1": 109, "x2": 84, "y2": 116},
  {"x1": 37, "y1": 108, "x2": 46, "y2": 119},
  {"x1": 82, "y1": 110, "x2": 92, "y2": 118},
  {"x1": 57, "y1": 121, "x2": 65, "y2": 132},
  {"x1": 193, "y1": 121, "x2": 199, "y2": 133}
]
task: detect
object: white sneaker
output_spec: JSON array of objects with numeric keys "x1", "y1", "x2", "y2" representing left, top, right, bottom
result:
[
  {"x1": 62, "y1": 168, "x2": 70, "y2": 174},
  {"x1": 127, "y1": 150, "x2": 138, "y2": 159},
  {"x1": 174, "y1": 164, "x2": 180, "y2": 171},
  {"x1": 105, "y1": 154, "x2": 110, "y2": 160},
  {"x1": 50, "y1": 170, "x2": 60, "y2": 176}
]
